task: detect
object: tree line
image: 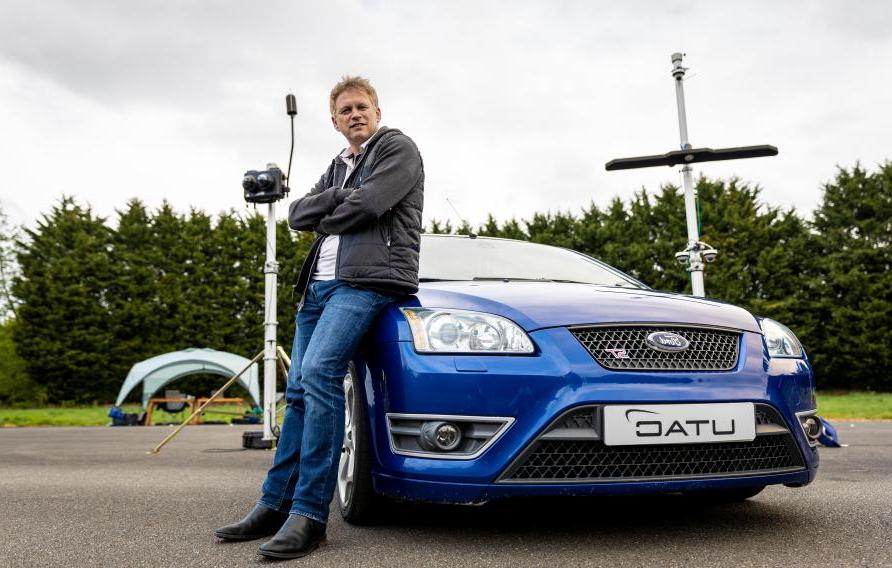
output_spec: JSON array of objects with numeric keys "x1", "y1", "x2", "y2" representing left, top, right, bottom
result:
[
  {"x1": 1, "y1": 163, "x2": 889, "y2": 404},
  {"x1": 2, "y1": 201, "x2": 315, "y2": 404}
]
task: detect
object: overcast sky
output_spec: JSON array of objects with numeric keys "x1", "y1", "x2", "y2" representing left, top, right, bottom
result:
[{"x1": 1, "y1": 0, "x2": 890, "y2": 231}]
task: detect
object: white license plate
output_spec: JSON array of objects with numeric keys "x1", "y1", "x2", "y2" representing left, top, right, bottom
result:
[{"x1": 603, "y1": 403, "x2": 756, "y2": 446}]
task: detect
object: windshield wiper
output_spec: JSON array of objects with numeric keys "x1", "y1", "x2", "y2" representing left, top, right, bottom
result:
[
  {"x1": 473, "y1": 277, "x2": 538, "y2": 282},
  {"x1": 472, "y1": 277, "x2": 589, "y2": 284},
  {"x1": 472, "y1": 277, "x2": 642, "y2": 287},
  {"x1": 425, "y1": 277, "x2": 640, "y2": 287}
]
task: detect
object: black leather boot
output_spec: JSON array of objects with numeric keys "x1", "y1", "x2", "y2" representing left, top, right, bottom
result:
[
  {"x1": 257, "y1": 514, "x2": 327, "y2": 559},
  {"x1": 214, "y1": 504, "x2": 289, "y2": 541}
]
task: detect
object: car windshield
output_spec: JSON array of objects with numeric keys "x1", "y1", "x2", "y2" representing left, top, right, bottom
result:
[{"x1": 418, "y1": 235, "x2": 645, "y2": 288}]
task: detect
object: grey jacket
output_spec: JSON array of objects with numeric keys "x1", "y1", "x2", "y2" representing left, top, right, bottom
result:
[{"x1": 289, "y1": 127, "x2": 424, "y2": 302}]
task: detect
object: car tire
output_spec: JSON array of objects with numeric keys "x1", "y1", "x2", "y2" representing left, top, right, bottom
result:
[
  {"x1": 337, "y1": 362, "x2": 387, "y2": 525},
  {"x1": 684, "y1": 485, "x2": 766, "y2": 502}
]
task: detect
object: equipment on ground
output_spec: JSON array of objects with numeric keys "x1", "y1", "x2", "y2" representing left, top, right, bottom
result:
[
  {"x1": 108, "y1": 406, "x2": 144, "y2": 426},
  {"x1": 818, "y1": 417, "x2": 842, "y2": 447}
]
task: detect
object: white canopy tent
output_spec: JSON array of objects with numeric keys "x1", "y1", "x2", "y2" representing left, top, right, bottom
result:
[{"x1": 114, "y1": 348, "x2": 261, "y2": 408}]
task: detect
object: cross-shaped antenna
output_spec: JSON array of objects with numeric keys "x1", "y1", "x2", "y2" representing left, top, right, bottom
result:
[{"x1": 605, "y1": 53, "x2": 777, "y2": 297}]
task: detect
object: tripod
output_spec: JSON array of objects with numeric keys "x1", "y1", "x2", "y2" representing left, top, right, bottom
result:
[{"x1": 149, "y1": 95, "x2": 298, "y2": 454}]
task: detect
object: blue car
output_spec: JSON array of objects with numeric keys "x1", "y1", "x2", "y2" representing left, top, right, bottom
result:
[{"x1": 335, "y1": 234, "x2": 821, "y2": 523}]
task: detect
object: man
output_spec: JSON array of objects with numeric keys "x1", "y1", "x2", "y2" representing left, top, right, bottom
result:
[{"x1": 214, "y1": 76, "x2": 424, "y2": 559}]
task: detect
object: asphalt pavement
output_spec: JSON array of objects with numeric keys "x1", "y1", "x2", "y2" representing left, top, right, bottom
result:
[{"x1": 1, "y1": 422, "x2": 890, "y2": 567}]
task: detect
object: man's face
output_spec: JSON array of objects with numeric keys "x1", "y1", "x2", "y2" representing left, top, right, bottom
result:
[{"x1": 331, "y1": 88, "x2": 381, "y2": 149}]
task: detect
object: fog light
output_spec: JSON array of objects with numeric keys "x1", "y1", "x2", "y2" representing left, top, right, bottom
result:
[
  {"x1": 419, "y1": 421, "x2": 462, "y2": 451},
  {"x1": 800, "y1": 415, "x2": 823, "y2": 440}
]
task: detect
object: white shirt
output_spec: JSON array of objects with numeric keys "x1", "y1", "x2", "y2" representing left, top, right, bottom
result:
[{"x1": 312, "y1": 130, "x2": 379, "y2": 281}]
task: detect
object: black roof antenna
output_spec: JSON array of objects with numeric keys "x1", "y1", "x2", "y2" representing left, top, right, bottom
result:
[
  {"x1": 445, "y1": 197, "x2": 477, "y2": 238},
  {"x1": 285, "y1": 93, "x2": 297, "y2": 192}
]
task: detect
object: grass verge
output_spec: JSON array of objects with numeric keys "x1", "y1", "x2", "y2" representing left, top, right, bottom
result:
[
  {"x1": 1, "y1": 393, "x2": 889, "y2": 426},
  {"x1": 0, "y1": 404, "x2": 252, "y2": 427},
  {"x1": 816, "y1": 391, "x2": 892, "y2": 420}
]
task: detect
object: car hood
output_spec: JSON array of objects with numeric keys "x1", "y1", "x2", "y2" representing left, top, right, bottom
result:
[{"x1": 411, "y1": 281, "x2": 761, "y2": 333}]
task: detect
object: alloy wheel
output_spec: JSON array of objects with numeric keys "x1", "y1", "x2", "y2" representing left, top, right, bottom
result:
[{"x1": 337, "y1": 370, "x2": 356, "y2": 507}]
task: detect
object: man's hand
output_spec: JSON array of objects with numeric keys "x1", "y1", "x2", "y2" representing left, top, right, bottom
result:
[
  {"x1": 334, "y1": 187, "x2": 355, "y2": 203},
  {"x1": 288, "y1": 185, "x2": 354, "y2": 232}
]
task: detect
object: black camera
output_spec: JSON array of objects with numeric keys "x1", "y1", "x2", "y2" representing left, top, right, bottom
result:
[{"x1": 243, "y1": 163, "x2": 288, "y2": 204}]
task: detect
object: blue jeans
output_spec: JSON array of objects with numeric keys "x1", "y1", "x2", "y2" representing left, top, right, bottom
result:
[{"x1": 259, "y1": 279, "x2": 394, "y2": 523}]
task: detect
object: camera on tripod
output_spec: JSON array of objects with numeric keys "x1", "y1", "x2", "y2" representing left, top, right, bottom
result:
[
  {"x1": 237, "y1": 93, "x2": 298, "y2": 449},
  {"x1": 243, "y1": 164, "x2": 287, "y2": 204},
  {"x1": 242, "y1": 93, "x2": 298, "y2": 205}
]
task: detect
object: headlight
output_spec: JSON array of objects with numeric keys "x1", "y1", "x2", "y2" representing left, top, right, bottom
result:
[
  {"x1": 400, "y1": 308, "x2": 535, "y2": 354},
  {"x1": 759, "y1": 318, "x2": 804, "y2": 358}
]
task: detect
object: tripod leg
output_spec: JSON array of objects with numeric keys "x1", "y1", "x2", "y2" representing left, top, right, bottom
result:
[{"x1": 147, "y1": 350, "x2": 264, "y2": 454}]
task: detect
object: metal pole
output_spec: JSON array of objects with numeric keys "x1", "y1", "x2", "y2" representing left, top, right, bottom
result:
[
  {"x1": 671, "y1": 52, "x2": 706, "y2": 297},
  {"x1": 262, "y1": 196, "x2": 279, "y2": 441}
]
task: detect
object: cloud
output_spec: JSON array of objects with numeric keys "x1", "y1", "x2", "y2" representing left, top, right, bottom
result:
[{"x1": 1, "y1": 0, "x2": 890, "y2": 231}]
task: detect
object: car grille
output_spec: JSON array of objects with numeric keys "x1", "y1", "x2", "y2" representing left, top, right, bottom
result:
[
  {"x1": 570, "y1": 325, "x2": 740, "y2": 371},
  {"x1": 554, "y1": 408, "x2": 597, "y2": 430},
  {"x1": 499, "y1": 404, "x2": 805, "y2": 483},
  {"x1": 756, "y1": 407, "x2": 780, "y2": 426}
]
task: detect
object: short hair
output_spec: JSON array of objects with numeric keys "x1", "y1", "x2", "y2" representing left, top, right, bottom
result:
[{"x1": 329, "y1": 76, "x2": 379, "y2": 115}]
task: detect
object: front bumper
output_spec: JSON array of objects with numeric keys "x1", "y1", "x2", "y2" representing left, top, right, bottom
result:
[
  {"x1": 373, "y1": 468, "x2": 817, "y2": 504},
  {"x1": 359, "y1": 326, "x2": 819, "y2": 503}
]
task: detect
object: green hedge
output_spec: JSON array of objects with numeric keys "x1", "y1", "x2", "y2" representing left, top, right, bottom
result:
[{"x1": 2, "y1": 163, "x2": 890, "y2": 404}]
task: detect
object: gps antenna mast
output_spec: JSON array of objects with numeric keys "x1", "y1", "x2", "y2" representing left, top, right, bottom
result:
[
  {"x1": 605, "y1": 53, "x2": 777, "y2": 297},
  {"x1": 259, "y1": 93, "x2": 298, "y2": 445}
]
